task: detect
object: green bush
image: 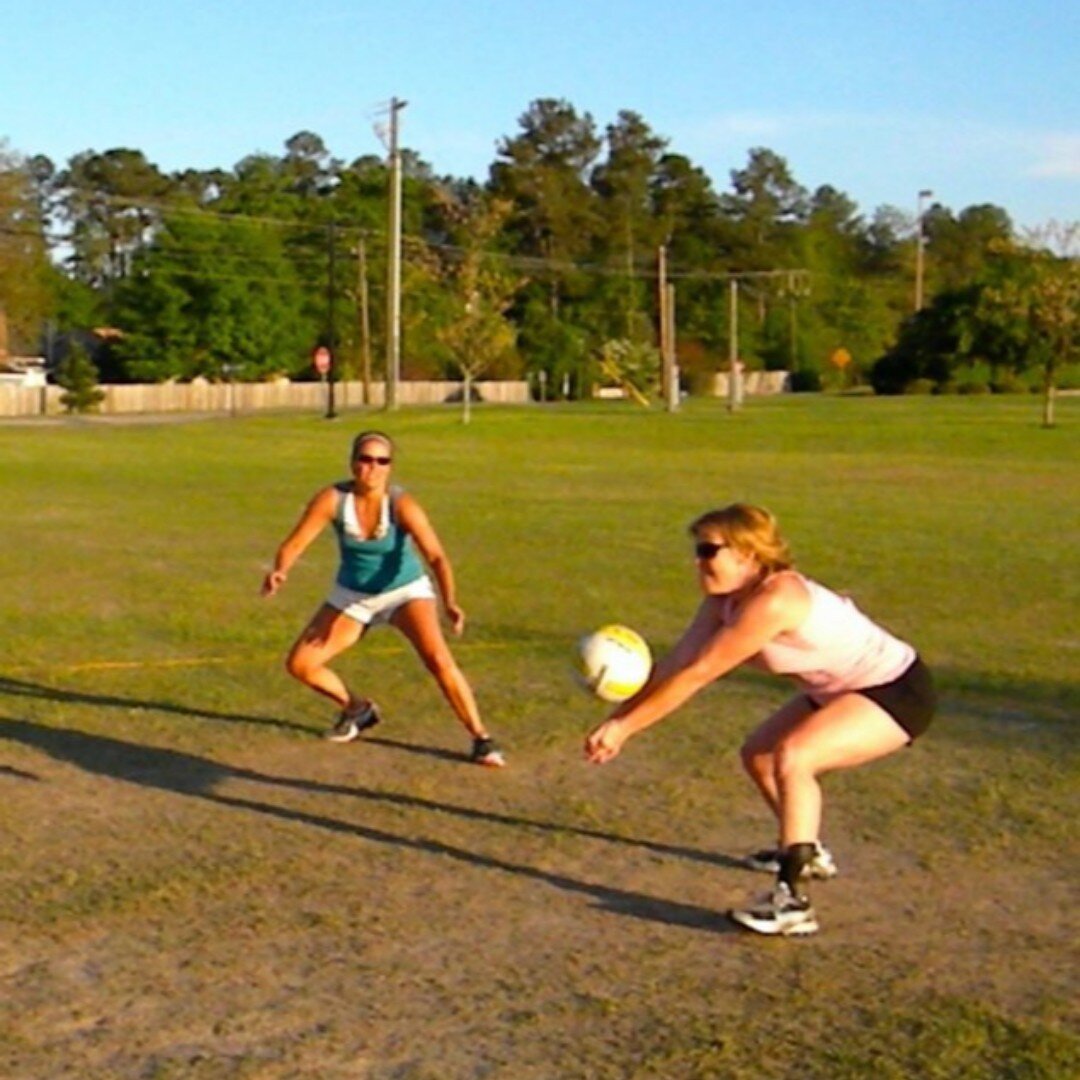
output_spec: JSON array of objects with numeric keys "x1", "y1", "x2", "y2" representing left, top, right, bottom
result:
[
  {"x1": 55, "y1": 345, "x2": 106, "y2": 414},
  {"x1": 789, "y1": 369, "x2": 822, "y2": 392},
  {"x1": 1056, "y1": 362, "x2": 1080, "y2": 390},
  {"x1": 904, "y1": 377, "x2": 938, "y2": 395},
  {"x1": 989, "y1": 369, "x2": 1030, "y2": 394},
  {"x1": 951, "y1": 362, "x2": 992, "y2": 395}
]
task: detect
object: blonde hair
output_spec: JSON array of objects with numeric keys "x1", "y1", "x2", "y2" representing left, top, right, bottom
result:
[{"x1": 689, "y1": 504, "x2": 793, "y2": 573}]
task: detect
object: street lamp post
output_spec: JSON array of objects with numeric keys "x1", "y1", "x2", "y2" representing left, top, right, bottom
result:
[{"x1": 914, "y1": 189, "x2": 933, "y2": 312}]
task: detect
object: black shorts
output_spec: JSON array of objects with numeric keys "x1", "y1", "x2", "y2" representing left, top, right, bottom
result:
[{"x1": 855, "y1": 657, "x2": 936, "y2": 741}]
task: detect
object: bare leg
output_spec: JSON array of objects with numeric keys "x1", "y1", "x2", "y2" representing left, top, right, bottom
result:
[
  {"x1": 772, "y1": 693, "x2": 910, "y2": 846},
  {"x1": 391, "y1": 599, "x2": 487, "y2": 739},
  {"x1": 740, "y1": 695, "x2": 818, "y2": 825},
  {"x1": 285, "y1": 604, "x2": 366, "y2": 710}
]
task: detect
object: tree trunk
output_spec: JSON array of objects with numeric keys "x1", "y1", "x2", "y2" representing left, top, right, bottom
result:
[{"x1": 1042, "y1": 371, "x2": 1056, "y2": 428}]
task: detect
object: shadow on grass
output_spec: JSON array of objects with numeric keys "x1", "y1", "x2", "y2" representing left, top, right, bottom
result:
[
  {"x1": 1, "y1": 717, "x2": 737, "y2": 934},
  {"x1": 929, "y1": 666, "x2": 1079, "y2": 750},
  {"x1": 0, "y1": 764, "x2": 39, "y2": 781},
  {"x1": 0, "y1": 675, "x2": 312, "y2": 736}
]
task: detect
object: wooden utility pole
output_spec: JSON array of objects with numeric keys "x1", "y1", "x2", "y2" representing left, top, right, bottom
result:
[
  {"x1": 326, "y1": 222, "x2": 338, "y2": 420},
  {"x1": 357, "y1": 237, "x2": 372, "y2": 405},
  {"x1": 385, "y1": 97, "x2": 407, "y2": 411},
  {"x1": 665, "y1": 283, "x2": 678, "y2": 412},
  {"x1": 657, "y1": 245, "x2": 673, "y2": 409},
  {"x1": 727, "y1": 277, "x2": 741, "y2": 412}
]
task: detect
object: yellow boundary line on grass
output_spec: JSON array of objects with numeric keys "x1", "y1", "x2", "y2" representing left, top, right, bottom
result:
[{"x1": 2, "y1": 640, "x2": 521, "y2": 677}]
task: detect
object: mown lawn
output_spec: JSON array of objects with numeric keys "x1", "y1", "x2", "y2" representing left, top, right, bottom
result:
[{"x1": 0, "y1": 395, "x2": 1076, "y2": 1079}]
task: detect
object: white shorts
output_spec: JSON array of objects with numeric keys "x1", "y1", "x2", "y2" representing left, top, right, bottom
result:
[{"x1": 327, "y1": 575, "x2": 436, "y2": 627}]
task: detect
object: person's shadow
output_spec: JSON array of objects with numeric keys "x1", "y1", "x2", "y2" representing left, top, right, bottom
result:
[
  {"x1": 0, "y1": 675, "x2": 312, "y2": 735},
  {"x1": 2, "y1": 716, "x2": 740, "y2": 934}
]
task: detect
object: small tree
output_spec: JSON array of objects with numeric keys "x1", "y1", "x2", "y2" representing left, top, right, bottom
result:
[
  {"x1": 433, "y1": 194, "x2": 523, "y2": 423},
  {"x1": 56, "y1": 342, "x2": 105, "y2": 414},
  {"x1": 979, "y1": 230, "x2": 1079, "y2": 426},
  {"x1": 597, "y1": 338, "x2": 660, "y2": 405}
]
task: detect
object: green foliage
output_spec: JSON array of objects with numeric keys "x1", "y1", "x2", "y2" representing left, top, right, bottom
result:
[
  {"x1": 54, "y1": 342, "x2": 105, "y2": 412},
  {"x1": 109, "y1": 213, "x2": 311, "y2": 382},
  {"x1": 0, "y1": 142, "x2": 52, "y2": 351},
  {"x1": 871, "y1": 236, "x2": 1080, "y2": 423},
  {"x1": 977, "y1": 238, "x2": 1080, "y2": 425},
  {"x1": 517, "y1": 298, "x2": 590, "y2": 397},
  {"x1": 58, "y1": 147, "x2": 171, "y2": 286},
  {"x1": 428, "y1": 192, "x2": 522, "y2": 386},
  {"x1": 871, "y1": 286, "x2": 986, "y2": 394},
  {"x1": 596, "y1": 337, "x2": 661, "y2": 402},
  {"x1": 23, "y1": 111, "x2": 1070, "y2": 404}
]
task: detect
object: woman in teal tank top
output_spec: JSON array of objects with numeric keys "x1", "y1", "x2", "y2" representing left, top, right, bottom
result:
[{"x1": 261, "y1": 430, "x2": 505, "y2": 768}]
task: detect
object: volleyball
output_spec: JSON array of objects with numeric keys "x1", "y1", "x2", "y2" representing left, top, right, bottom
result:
[{"x1": 576, "y1": 624, "x2": 652, "y2": 703}]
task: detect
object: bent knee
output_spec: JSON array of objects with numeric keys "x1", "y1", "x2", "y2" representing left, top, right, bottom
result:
[
  {"x1": 773, "y1": 738, "x2": 816, "y2": 780},
  {"x1": 740, "y1": 740, "x2": 775, "y2": 778},
  {"x1": 285, "y1": 649, "x2": 314, "y2": 681}
]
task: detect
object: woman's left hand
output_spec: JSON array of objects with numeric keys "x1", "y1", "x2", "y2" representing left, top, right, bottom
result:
[
  {"x1": 445, "y1": 602, "x2": 466, "y2": 636},
  {"x1": 584, "y1": 719, "x2": 628, "y2": 764}
]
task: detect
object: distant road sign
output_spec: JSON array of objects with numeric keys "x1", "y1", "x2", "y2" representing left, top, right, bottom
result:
[
  {"x1": 830, "y1": 347, "x2": 852, "y2": 369},
  {"x1": 313, "y1": 346, "x2": 331, "y2": 375}
]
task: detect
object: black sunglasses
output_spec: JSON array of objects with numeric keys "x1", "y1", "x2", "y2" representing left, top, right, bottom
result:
[
  {"x1": 694, "y1": 540, "x2": 729, "y2": 559},
  {"x1": 355, "y1": 454, "x2": 392, "y2": 465}
]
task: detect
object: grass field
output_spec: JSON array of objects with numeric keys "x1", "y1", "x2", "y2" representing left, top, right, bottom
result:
[{"x1": 1, "y1": 396, "x2": 1077, "y2": 1079}]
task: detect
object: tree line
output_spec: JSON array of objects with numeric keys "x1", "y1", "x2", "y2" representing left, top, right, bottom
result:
[{"x1": 1, "y1": 99, "x2": 1076, "y2": 408}]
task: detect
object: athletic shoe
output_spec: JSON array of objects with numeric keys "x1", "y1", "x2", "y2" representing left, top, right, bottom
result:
[
  {"x1": 728, "y1": 882, "x2": 819, "y2": 937},
  {"x1": 743, "y1": 840, "x2": 838, "y2": 879},
  {"x1": 469, "y1": 736, "x2": 506, "y2": 768},
  {"x1": 325, "y1": 700, "x2": 382, "y2": 743}
]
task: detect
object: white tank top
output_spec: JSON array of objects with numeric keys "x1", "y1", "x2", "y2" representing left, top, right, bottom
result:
[{"x1": 725, "y1": 573, "x2": 915, "y2": 701}]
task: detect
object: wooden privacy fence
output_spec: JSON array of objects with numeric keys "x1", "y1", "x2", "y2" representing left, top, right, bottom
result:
[
  {"x1": 710, "y1": 371, "x2": 791, "y2": 396},
  {"x1": 0, "y1": 379, "x2": 531, "y2": 419}
]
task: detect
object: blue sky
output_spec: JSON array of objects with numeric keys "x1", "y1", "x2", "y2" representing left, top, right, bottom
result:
[{"x1": 5, "y1": 0, "x2": 1078, "y2": 232}]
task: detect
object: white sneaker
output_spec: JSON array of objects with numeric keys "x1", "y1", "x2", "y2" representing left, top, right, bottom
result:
[
  {"x1": 728, "y1": 882, "x2": 819, "y2": 937},
  {"x1": 469, "y1": 737, "x2": 506, "y2": 768},
  {"x1": 742, "y1": 841, "x2": 838, "y2": 879},
  {"x1": 325, "y1": 700, "x2": 382, "y2": 743}
]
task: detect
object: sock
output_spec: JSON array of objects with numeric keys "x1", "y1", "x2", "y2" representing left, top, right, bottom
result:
[{"x1": 778, "y1": 842, "x2": 817, "y2": 897}]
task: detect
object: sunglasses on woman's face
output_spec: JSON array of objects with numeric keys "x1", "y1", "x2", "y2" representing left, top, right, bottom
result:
[
  {"x1": 355, "y1": 454, "x2": 392, "y2": 466},
  {"x1": 694, "y1": 540, "x2": 729, "y2": 559}
]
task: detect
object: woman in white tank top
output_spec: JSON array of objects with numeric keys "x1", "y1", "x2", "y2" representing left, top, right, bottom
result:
[{"x1": 584, "y1": 503, "x2": 935, "y2": 937}]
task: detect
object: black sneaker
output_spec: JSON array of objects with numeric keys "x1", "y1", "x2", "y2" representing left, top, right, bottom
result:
[
  {"x1": 728, "y1": 882, "x2": 819, "y2": 937},
  {"x1": 469, "y1": 736, "x2": 506, "y2": 768},
  {"x1": 325, "y1": 700, "x2": 382, "y2": 743},
  {"x1": 743, "y1": 841, "x2": 838, "y2": 879}
]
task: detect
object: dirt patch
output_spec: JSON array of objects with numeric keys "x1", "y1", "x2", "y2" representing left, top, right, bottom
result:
[{"x1": 1, "y1": 722, "x2": 1076, "y2": 1079}]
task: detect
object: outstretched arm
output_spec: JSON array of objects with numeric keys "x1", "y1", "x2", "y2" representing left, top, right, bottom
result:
[
  {"x1": 261, "y1": 487, "x2": 337, "y2": 597},
  {"x1": 395, "y1": 494, "x2": 465, "y2": 634},
  {"x1": 585, "y1": 577, "x2": 808, "y2": 763}
]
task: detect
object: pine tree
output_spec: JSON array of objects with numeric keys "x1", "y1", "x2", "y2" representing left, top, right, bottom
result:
[{"x1": 56, "y1": 343, "x2": 106, "y2": 413}]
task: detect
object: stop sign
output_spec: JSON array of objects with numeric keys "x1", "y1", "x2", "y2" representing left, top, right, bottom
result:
[{"x1": 312, "y1": 346, "x2": 331, "y2": 375}]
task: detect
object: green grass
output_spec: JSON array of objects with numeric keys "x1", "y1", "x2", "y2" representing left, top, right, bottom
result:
[{"x1": 0, "y1": 395, "x2": 1077, "y2": 1079}]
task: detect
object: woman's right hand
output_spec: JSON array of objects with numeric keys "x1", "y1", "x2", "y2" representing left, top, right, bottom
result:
[
  {"x1": 584, "y1": 718, "x2": 629, "y2": 765},
  {"x1": 261, "y1": 569, "x2": 287, "y2": 597}
]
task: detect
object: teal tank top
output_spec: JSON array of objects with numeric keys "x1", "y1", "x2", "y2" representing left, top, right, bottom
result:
[{"x1": 332, "y1": 484, "x2": 426, "y2": 594}]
